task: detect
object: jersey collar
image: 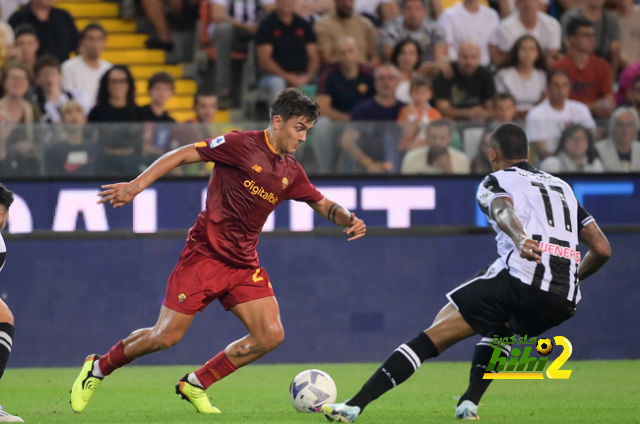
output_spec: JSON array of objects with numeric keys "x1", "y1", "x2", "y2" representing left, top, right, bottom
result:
[{"x1": 264, "y1": 130, "x2": 282, "y2": 157}]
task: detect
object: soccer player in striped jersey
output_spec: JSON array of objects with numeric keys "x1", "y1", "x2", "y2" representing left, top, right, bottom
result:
[
  {"x1": 322, "y1": 123, "x2": 612, "y2": 422},
  {"x1": 0, "y1": 184, "x2": 23, "y2": 423}
]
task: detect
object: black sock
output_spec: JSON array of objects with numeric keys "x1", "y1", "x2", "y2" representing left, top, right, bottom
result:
[
  {"x1": 458, "y1": 330, "x2": 512, "y2": 407},
  {"x1": 0, "y1": 322, "x2": 14, "y2": 381},
  {"x1": 347, "y1": 332, "x2": 439, "y2": 412}
]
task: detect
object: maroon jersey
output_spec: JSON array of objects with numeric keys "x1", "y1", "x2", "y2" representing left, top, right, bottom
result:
[{"x1": 188, "y1": 130, "x2": 324, "y2": 268}]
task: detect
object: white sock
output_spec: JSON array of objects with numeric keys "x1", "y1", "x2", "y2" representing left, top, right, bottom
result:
[
  {"x1": 187, "y1": 372, "x2": 204, "y2": 389},
  {"x1": 92, "y1": 359, "x2": 104, "y2": 378}
]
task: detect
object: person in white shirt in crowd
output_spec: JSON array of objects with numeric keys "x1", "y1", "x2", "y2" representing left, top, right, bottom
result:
[
  {"x1": 595, "y1": 107, "x2": 640, "y2": 172},
  {"x1": 355, "y1": 0, "x2": 398, "y2": 26},
  {"x1": 494, "y1": 35, "x2": 547, "y2": 118},
  {"x1": 490, "y1": 0, "x2": 560, "y2": 65},
  {"x1": 391, "y1": 38, "x2": 421, "y2": 104},
  {"x1": 61, "y1": 23, "x2": 111, "y2": 109},
  {"x1": 401, "y1": 119, "x2": 470, "y2": 174},
  {"x1": 540, "y1": 123, "x2": 604, "y2": 173},
  {"x1": 382, "y1": 0, "x2": 447, "y2": 77},
  {"x1": 526, "y1": 69, "x2": 596, "y2": 162},
  {"x1": 33, "y1": 54, "x2": 90, "y2": 123},
  {"x1": 437, "y1": 0, "x2": 499, "y2": 66}
]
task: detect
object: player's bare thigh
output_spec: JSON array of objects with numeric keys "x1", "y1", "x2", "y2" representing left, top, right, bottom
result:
[
  {"x1": 424, "y1": 302, "x2": 476, "y2": 354},
  {"x1": 0, "y1": 298, "x2": 14, "y2": 324}
]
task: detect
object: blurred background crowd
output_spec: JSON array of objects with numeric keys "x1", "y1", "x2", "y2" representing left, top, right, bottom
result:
[{"x1": 0, "y1": 0, "x2": 639, "y2": 176}]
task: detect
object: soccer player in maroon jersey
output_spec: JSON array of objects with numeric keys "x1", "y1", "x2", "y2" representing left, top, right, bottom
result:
[{"x1": 70, "y1": 89, "x2": 367, "y2": 414}]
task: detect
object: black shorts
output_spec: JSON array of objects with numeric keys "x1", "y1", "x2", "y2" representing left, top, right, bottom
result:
[{"x1": 447, "y1": 260, "x2": 577, "y2": 338}]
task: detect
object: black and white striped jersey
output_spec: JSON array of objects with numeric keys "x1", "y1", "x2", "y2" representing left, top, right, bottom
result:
[
  {"x1": 477, "y1": 162, "x2": 593, "y2": 303},
  {"x1": 0, "y1": 232, "x2": 5, "y2": 273}
]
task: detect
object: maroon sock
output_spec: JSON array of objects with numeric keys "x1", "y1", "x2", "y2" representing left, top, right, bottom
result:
[
  {"x1": 194, "y1": 351, "x2": 237, "y2": 389},
  {"x1": 98, "y1": 340, "x2": 133, "y2": 377}
]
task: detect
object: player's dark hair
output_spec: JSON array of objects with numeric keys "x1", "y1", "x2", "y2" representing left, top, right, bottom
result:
[
  {"x1": 14, "y1": 23, "x2": 38, "y2": 40},
  {"x1": 490, "y1": 123, "x2": 528, "y2": 160},
  {"x1": 500, "y1": 34, "x2": 546, "y2": 71},
  {"x1": 547, "y1": 69, "x2": 570, "y2": 85},
  {"x1": 193, "y1": 90, "x2": 217, "y2": 108},
  {"x1": 148, "y1": 71, "x2": 174, "y2": 92},
  {"x1": 555, "y1": 123, "x2": 599, "y2": 164},
  {"x1": 567, "y1": 16, "x2": 594, "y2": 37},
  {"x1": 0, "y1": 184, "x2": 14, "y2": 211},
  {"x1": 391, "y1": 38, "x2": 422, "y2": 71},
  {"x1": 493, "y1": 92, "x2": 516, "y2": 106},
  {"x1": 80, "y1": 23, "x2": 107, "y2": 41},
  {"x1": 34, "y1": 54, "x2": 61, "y2": 77},
  {"x1": 410, "y1": 75, "x2": 432, "y2": 92},
  {"x1": 270, "y1": 88, "x2": 320, "y2": 124}
]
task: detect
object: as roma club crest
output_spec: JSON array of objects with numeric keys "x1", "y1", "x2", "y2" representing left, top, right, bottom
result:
[{"x1": 282, "y1": 177, "x2": 289, "y2": 189}]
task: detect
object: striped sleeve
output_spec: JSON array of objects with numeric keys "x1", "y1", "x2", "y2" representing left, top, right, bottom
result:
[
  {"x1": 577, "y1": 202, "x2": 594, "y2": 232},
  {"x1": 477, "y1": 174, "x2": 511, "y2": 219},
  {"x1": 0, "y1": 233, "x2": 5, "y2": 273}
]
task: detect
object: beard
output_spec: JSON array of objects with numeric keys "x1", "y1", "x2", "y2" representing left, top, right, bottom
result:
[{"x1": 336, "y1": 7, "x2": 352, "y2": 18}]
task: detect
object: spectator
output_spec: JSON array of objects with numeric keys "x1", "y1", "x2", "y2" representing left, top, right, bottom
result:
[
  {"x1": 397, "y1": 75, "x2": 442, "y2": 151},
  {"x1": 494, "y1": 35, "x2": 547, "y2": 116},
  {"x1": 490, "y1": 0, "x2": 561, "y2": 65},
  {"x1": 526, "y1": 70, "x2": 596, "y2": 161},
  {"x1": 340, "y1": 64, "x2": 405, "y2": 173},
  {"x1": 494, "y1": 92, "x2": 518, "y2": 122},
  {"x1": 0, "y1": 124, "x2": 40, "y2": 176},
  {"x1": 615, "y1": 0, "x2": 640, "y2": 68},
  {"x1": 8, "y1": 0, "x2": 79, "y2": 62},
  {"x1": 552, "y1": 17, "x2": 614, "y2": 118},
  {"x1": 391, "y1": 38, "x2": 421, "y2": 103},
  {"x1": 314, "y1": 0, "x2": 379, "y2": 66},
  {"x1": 382, "y1": 0, "x2": 447, "y2": 75},
  {"x1": 560, "y1": 0, "x2": 621, "y2": 74},
  {"x1": 355, "y1": 0, "x2": 399, "y2": 27},
  {"x1": 140, "y1": 72, "x2": 176, "y2": 122},
  {"x1": 630, "y1": 75, "x2": 640, "y2": 123},
  {"x1": 432, "y1": 40, "x2": 496, "y2": 121},
  {"x1": 437, "y1": 0, "x2": 500, "y2": 66},
  {"x1": 61, "y1": 23, "x2": 111, "y2": 109},
  {"x1": 169, "y1": 91, "x2": 218, "y2": 149},
  {"x1": 1, "y1": 0, "x2": 28, "y2": 24},
  {"x1": 595, "y1": 107, "x2": 640, "y2": 171},
  {"x1": 209, "y1": 0, "x2": 274, "y2": 102},
  {"x1": 616, "y1": 62, "x2": 640, "y2": 106},
  {"x1": 89, "y1": 65, "x2": 142, "y2": 176},
  {"x1": 44, "y1": 100, "x2": 97, "y2": 175},
  {"x1": 139, "y1": 0, "x2": 198, "y2": 51},
  {"x1": 13, "y1": 24, "x2": 38, "y2": 71},
  {"x1": 470, "y1": 128, "x2": 493, "y2": 174},
  {"x1": 255, "y1": 0, "x2": 320, "y2": 104},
  {"x1": 401, "y1": 120, "x2": 470, "y2": 174},
  {"x1": 540, "y1": 123, "x2": 604, "y2": 172},
  {"x1": 33, "y1": 54, "x2": 90, "y2": 123},
  {"x1": 0, "y1": 18, "x2": 14, "y2": 62},
  {"x1": 0, "y1": 61, "x2": 39, "y2": 124},
  {"x1": 289, "y1": 0, "x2": 334, "y2": 22}
]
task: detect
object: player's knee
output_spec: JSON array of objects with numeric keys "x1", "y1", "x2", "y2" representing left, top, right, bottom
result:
[
  {"x1": 152, "y1": 328, "x2": 185, "y2": 350},
  {"x1": 0, "y1": 302, "x2": 14, "y2": 325},
  {"x1": 258, "y1": 324, "x2": 285, "y2": 352}
]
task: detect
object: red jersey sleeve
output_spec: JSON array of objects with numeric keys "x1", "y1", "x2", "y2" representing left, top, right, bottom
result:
[
  {"x1": 286, "y1": 163, "x2": 324, "y2": 203},
  {"x1": 195, "y1": 131, "x2": 245, "y2": 166}
]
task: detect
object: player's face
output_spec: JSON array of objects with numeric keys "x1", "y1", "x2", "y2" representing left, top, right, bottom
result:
[
  {"x1": 564, "y1": 129, "x2": 589, "y2": 160},
  {"x1": 277, "y1": 116, "x2": 314, "y2": 154},
  {"x1": 0, "y1": 208, "x2": 7, "y2": 232}
]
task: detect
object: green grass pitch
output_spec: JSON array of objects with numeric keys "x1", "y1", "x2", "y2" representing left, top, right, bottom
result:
[{"x1": 2, "y1": 361, "x2": 638, "y2": 423}]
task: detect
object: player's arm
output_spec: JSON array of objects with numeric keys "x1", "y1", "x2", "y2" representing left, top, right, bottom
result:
[
  {"x1": 577, "y1": 221, "x2": 611, "y2": 282},
  {"x1": 490, "y1": 197, "x2": 543, "y2": 263},
  {"x1": 97, "y1": 144, "x2": 202, "y2": 208},
  {"x1": 309, "y1": 197, "x2": 366, "y2": 241}
]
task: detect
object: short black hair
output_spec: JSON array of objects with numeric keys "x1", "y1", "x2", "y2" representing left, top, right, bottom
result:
[
  {"x1": 148, "y1": 71, "x2": 174, "y2": 92},
  {"x1": 547, "y1": 69, "x2": 570, "y2": 85},
  {"x1": 15, "y1": 23, "x2": 38, "y2": 40},
  {"x1": 0, "y1": 184, "x2": 14, "y2": 211},
  {"x1": 193, "y1": 90, "x2": 217, "y2": 108},
  {"x1": 567, "y1": 16, "x2": 594, "y2": 37},
  {"x1": 494, "y1": 92, "x2": 516, "y2": 106},
  {"x1": 80, "y1": 23, "x2": 107, "y2": 41},
  {"x1": 34, "y1": 54, "x2": 61, "y2": 77},
  {"x1": 270, "y1": 88, "x2": 320, "y2": 124},
  {"x1": 490, "y1": 123, "x2": 528, "y2": 159},
  {"x1": 391, "y1": 38, "x2": 422, "y2": 71}
]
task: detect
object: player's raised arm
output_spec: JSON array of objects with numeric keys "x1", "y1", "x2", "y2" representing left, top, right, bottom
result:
[
  {"x1": 309, "y1": 198, "x2": 366, "y2": 241},
  {"x1": 97, "y1": 144, "x2": 203, "y2": 208},
  {"x1": 490, "y1": 197, "x2": 543, "y2": 263},
  {"x1": 577, "y1": 221, "x2": 611, "y2": 282}
]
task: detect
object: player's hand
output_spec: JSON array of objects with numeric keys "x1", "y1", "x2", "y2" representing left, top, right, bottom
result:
[
  {"x1": 518, "y1": 238, "x2": 543, "y2": 263},
  {"x1": 97, "y1": 182, "x2": 141, "y2": 208},
  {"x1": 344, "y1": 213, "x2": 366, "y2": 241}
]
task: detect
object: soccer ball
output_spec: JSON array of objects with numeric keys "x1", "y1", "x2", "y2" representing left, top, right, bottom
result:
[
  {"x1": 289, "y1": 369, "x2": 337, "y2": 413},
  {"x1": 536, "y1": 338, "x2": 554, "y2": 356}
]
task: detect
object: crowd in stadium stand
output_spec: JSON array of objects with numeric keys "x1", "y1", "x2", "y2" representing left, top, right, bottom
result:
[{"x1": 0, "y1": 0, "x2": 639, "y2": 176}]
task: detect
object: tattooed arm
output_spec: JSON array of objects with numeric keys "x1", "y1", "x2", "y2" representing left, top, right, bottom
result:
[
  {"x1": 577, "y1": 221, "x2": 611, "y2": 282},
  {"x1": 309, "y1": 197, "x2": 366, "y2": 241},
  {"x1": 97, "y1": 144, "x2": 203, "y2": 208}
]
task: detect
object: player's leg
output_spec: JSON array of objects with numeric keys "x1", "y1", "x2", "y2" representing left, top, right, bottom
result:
[
  {"x1": 0, "y1": 298, "x2": 14, "y2": 381},
  {"x1": 70, "y1": 306, "x2": 194, "y2": 413},
  {"x1": 323, "y1": 303, "x2": 476, "y2": 423}
]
